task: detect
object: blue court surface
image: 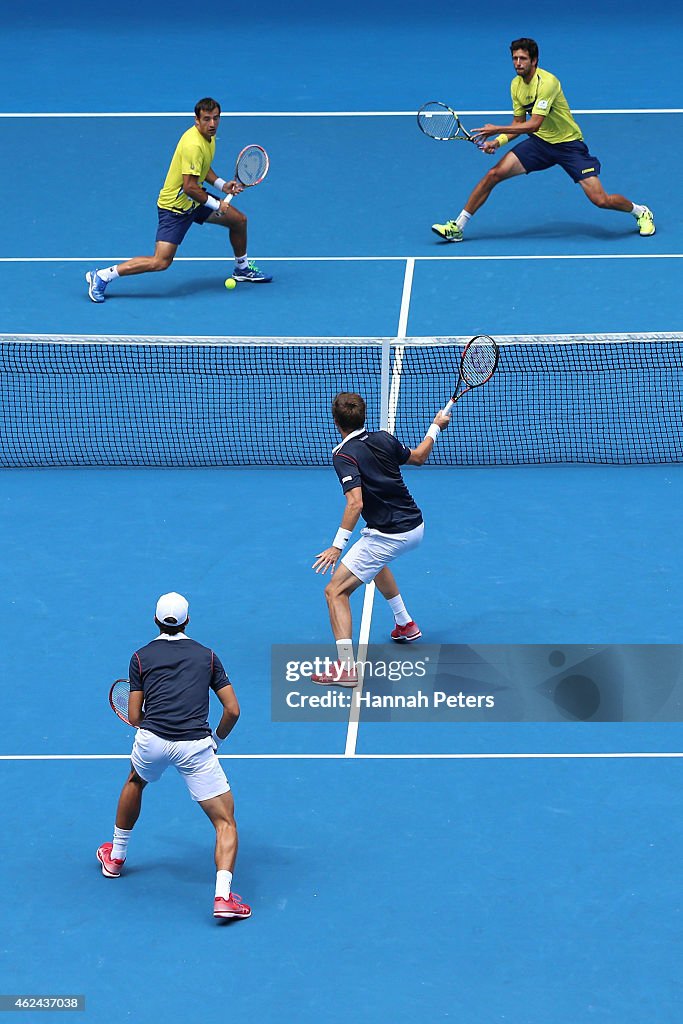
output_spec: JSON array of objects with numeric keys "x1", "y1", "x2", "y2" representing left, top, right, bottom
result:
[{"x1": 2, "y1": 1, "x2": 683, "y2": 1021}]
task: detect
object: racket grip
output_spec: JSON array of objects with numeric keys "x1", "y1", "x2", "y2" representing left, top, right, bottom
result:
[
  {"x1": 444, "y1": 400, "x2": 455, "y2": 414},
  {"x1": 221, "y1": 194, "x2": 234, "y2": 207}
]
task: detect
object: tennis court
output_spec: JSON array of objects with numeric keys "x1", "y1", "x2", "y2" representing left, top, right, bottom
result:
[{"x1": 2, "y1": 1, "x2": 683, "y2": 1021}]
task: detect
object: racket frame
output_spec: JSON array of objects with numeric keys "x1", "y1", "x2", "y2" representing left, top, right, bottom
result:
[
  {"x1": 109, "y1": 677, "x2": 132, "y2": 725},
  {"x1": 417, "y1": 101, "x2": 477, "y2": 143},
  {"x1": 221, "y1": 144, "x2": 270, "y2": 206},
  {"x1": 444, "y1": 335, "x2": 500, "y2": 412}
]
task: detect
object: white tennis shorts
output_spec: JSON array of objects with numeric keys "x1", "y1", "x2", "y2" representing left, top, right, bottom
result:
[
  {"x1": 341, "y1": 522, "x2": 425, "y2": 584},
  {"x1": 131, "y1": 729, "x2": 230, "y2": 802}
]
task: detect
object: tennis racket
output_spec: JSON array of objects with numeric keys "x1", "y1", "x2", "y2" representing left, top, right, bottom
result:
[
  {"x1": 109, "y1": 678, "x2": 131, "y2": 725},
  {"x1": 220, "y1": 144, "x2": 270, "y2": 206},
  {"x1": 417, "y1": 101, "x2": 479, "y2": 144},
  {"x1": 444, "y1": 335, "x2": 500, "y2": 412}
]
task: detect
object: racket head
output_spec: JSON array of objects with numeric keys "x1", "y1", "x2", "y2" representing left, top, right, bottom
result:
[
  {"x1": 417, "y1": 101, "x2": 472, "y2": 141},
  {"x1": 234, "y1": 144, "x2": 269, "y2": 187},
  {"x1": 109, "y1": 678, "x2": 131, "y2": 725},
  {"x1": 459, "y1": 335, "x2": 500, "y2": 389}
]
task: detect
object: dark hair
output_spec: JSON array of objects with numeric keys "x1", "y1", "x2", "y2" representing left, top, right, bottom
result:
[
  {"x1": 510, "y1": 38, "x2": 538, "y2": 62},
  {"x1": 194, "y1": 97, "x2": 221, "y2": 118},
  {"x1": 332, "y1": 392, "x2": 366, "y2": 432},
  {"x1": 154, "y1": 616, "x2": 188, "y2": 636}
]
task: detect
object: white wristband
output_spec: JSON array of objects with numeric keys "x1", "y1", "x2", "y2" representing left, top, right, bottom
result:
[
  {"x1": 205, "y1": 195, "x2": 221, "y2": 211},
  {"x1": 213, "y1": 177, "x2": 227, "y2": 192},
  {"x1": 426, "y1": 424, "x2": 441, "y2": 441},
  {"x1": 333, "y1": 528, "x2": 352, "y2": 550}
]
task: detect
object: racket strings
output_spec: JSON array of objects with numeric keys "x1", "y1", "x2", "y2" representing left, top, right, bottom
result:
[
  {"x1": 417, "y1": 103, "x2": 460, "y2": 140},
  {"x1": 461, "y1": 338, "x2": 499, "y2": 386},
  {"x1": 236, "y1": 146, "x2": 268, "y2": 186},
  {"x1": 110, "y1": 679, "x2": 130, "y2": 723}
]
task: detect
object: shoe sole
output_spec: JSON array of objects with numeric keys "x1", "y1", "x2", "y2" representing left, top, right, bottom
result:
[
  {"x1": 431, "y1": 228, "x2": 463, "y2": 243},
  {"x1": 231, "y1": 277, "x2": 272, "y2": 283},
  {"x1": 214, "y1": 909, "x2": 252, "y2": 919},
  {"x1": 85, "y1": 272, "x2": 105, "y2": 303},
  {"x1": 391, "y1": 633, "x2": 422, "y2": 643},
  {"x1": 97, "y1": 850, "x2": 122, "y2": 878},
  {"x1": 310, "y1": 678, "x2": 358, "y2": 688}
]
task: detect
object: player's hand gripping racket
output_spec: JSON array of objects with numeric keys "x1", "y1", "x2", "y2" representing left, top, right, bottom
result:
[
  {"x1": 221, "y1": 144, "x2": 269, "y2": 205},
  {"x1": 109, "y1": 678, "x2": 131, "y2": 725},
  {"x1": 417, "y1": 101, "x2": 479, "y2": 144},
  {"x1": 444, "y1": 335, "x2": 500, "y2": 412}
]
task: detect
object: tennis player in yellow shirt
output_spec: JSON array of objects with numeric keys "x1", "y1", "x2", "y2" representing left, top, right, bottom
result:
[
  {"x1": 432, "y1": 38, "x2": 655, "y2": 242},
  {"x1": 86, "y1": 97, "x2": 271, "y2": 302}
]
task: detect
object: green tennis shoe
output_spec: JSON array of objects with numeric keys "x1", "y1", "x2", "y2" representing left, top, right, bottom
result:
[
  {"x1": 431, "y1": 220, "x2": 464, "y2": 242},
  {"x1": 636, "y1": 206, "x2": 655, "y2": 236}
]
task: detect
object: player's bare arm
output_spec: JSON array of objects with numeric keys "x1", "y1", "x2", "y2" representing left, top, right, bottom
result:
[
  {"x1": 313, "y1": 487, "x2": 363, "y2": 575},
  {"x1": 127, "y1": 690, "x2": 144, "y2": 727},
  {"x1": 205, "y1": 169, "x2": 244, "y2": 199},
  {"x1": 474, "y1": 113, "x2": 542, "y2": 148},
  {"x1": 214, "y1": 684, "x2": 240, "y2": 741},
  {"x1": 408, "y1": 411, "x2": 451, "y2": 465},
  {"x1": 182, "y1": 173, "x2": 212, "y2": 206}
]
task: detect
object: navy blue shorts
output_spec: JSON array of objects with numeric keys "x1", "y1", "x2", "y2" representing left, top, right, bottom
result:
[
  {"x1": 512, "y1": 136, "x2": 601, "y2": 183},
  {"x1": 155, "y1": 204, "x2": 213, "y2": 245}
]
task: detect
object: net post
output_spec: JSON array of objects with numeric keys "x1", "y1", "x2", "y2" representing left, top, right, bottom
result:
[{"x1": 380, "y1": 336, "x2": 391, "y2": 431}]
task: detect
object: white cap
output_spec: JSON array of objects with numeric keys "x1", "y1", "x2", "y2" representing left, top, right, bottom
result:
[{"x1": 155, "y1": 592, "x2": 189, "y2": 627}]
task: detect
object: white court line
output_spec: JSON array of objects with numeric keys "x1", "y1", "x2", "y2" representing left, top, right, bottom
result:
[
  {"x1": 387, "y1": 260, "x2": 413, "y2": 434},
  {"x1": 343, "y1": 258, "x2": 416, "y2": 758},
  {"x1": 0, "y1": 109, "x2": 680, "y2": 117},
  {"x1": 1, "y1": 752, "x2": 682, "y2": 760},
  {"x1": 1, "y1": 254, "x2": 682, "y2": 263},
  {"x1": 395, "y1": 258, "x2": 415, "y2": 344},
  {"x1": 344, "y1": 584, "x2": 377, "y2": 757}
]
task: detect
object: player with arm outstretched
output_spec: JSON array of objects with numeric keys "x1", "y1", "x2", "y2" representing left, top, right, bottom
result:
[
  {"x1": 310, "y1": 392, "x2": 451, "y2": 687},
  {"x1": 432, "y1": 38, "x2": 655, "y2": 242}
]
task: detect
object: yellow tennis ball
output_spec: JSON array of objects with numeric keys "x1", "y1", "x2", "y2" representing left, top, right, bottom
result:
[{"x1": 224, "y1": 277, "x2": 236, "y2": 290}]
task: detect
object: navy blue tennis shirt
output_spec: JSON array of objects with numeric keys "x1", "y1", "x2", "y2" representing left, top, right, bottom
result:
[
  {"x1": 129, "y1": 636, "x2": 230, "y2": 741},
  {"x1": 333, "y1": 428, "x2": 423, "y2": 534}
]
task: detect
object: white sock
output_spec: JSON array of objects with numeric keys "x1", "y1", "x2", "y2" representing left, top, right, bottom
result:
[
  {"x1": 235, "y1": 255, "x2": 249, "y2": 269},
  {"x1": 215, "y1": 869, "x2": 233, "y2": 900},
  {"x1": 387, "y1": 594, "x2": 411, "y2": 626},
  {"x1": 112, "y1": 826, "x2": 132, "y2": 860},
  {"x1": 97, "y1": 266, "x2": 120, "y2": 283},
  {"x1": 336, "y1": 639, "x2": 355, "y2": 671},
  {"x1": 455, "y1": 210, "x2": 472, "y2": 231},
  {"x1": 631, "y1": 203, "x2": 646, "y2": 218}
]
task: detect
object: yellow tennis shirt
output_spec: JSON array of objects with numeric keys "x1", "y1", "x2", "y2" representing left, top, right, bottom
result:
[
  {"x1": 511, "y1": 68, "x2": 583, "y2": 144},
  {"x1": 157, "y1": 126, "x2": 216, "y2": 212}
]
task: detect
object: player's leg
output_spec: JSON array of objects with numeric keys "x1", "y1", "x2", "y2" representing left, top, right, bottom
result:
[
  {"x1": 86, "y1": 241, "x2": 178, "y2": 303},
  {"x1": 432, "y1": 150, "x2": 526, "y2": 242},
  {"x1": 115, "y1": 767, "x2": 148, "y2": 828},
  {"x1": 323, "y1": 561, "x2": 365, "y2": 640},
  {"x1": 311, "y1": 562, "x2": 364, "y2": 685},
  {"x1": 199, "y1": 788, "x2": 251, "y2": 919},
  {"x1": 579, "y1": 176, "x2": 655, "y2": 235},
  {"x1": 208, "y1": 205, "x2": 247, "y2": 258},
  {"x1": 208, "y1": 205, "x2": 273, "y2": 283},
  {"x1": 96, "y1": 730, "x2": 167, "y2": 877},
  {"x1": 374, "y1": 566, "x2": 422, "y2": 642},
  {"x1": 199, "y1": 790, "x2": 239, "y2": 873},
  {"x1": 96, "y1": 765, "x2": 149, "y2": 878},
  {"x1": 115, "y1": 240, "x2": 178, "y2": 276}
]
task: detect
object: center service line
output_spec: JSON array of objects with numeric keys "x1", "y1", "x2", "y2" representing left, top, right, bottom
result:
[{"x1": 344, "y1": 258, "x2": 416, "y2": 758}]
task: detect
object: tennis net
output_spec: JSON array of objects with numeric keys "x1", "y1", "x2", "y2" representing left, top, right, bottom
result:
[{"x1": 2, "y1": 333, "x2": 682, "y2": 467}]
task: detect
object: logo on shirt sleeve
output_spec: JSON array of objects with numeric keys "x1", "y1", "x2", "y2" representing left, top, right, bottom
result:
[
  {"x1": 342, "y1": 476, "x2": 353, "y2": 483},
  {"x1": 537, "y1": 99, "x2": 548, "y2": 110}
]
